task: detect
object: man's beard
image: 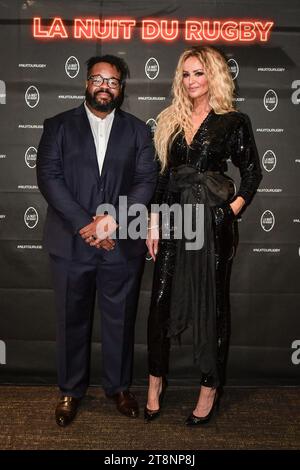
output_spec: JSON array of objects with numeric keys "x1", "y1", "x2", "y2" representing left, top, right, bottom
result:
[{"x1": 85, "y1": 88, "x2": 122, "y2": 112}]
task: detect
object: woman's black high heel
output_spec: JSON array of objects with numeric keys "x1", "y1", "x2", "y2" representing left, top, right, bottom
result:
[
  {"x1": 185, "y1": 389, "x2": 220, "y2": 426},
  {"x1": 144, "y1": 377, "x2": 168, "y2": 422}
]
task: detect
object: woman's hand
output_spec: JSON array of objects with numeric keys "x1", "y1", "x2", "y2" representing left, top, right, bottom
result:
[
  {"x1": 229, "y1": 196, "x2": 246, "y2": 216},
  {"x1": 146, "y1": 213, "x2": 159, "y2": 261},
  {"x1": 146, "y1": 227, "x2": 159, "y2": 262}
]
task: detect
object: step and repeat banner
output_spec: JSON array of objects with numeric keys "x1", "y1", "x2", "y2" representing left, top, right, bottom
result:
[{"x1": 0, "y1": 0, "x2": 299, "y2": 385}]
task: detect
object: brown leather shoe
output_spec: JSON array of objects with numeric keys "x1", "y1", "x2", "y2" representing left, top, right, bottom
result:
[
  {"x1": 107, "y1": 390, "x2": 139, "y2": 418},
  {"x1": 55, "y1": 396, "x2": 80, "y2": 427}
]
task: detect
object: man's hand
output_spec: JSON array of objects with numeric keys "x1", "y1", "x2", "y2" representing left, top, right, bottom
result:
[
  {"x1": 95, "y1": 214, "x2": 118, "y2": 240},
  {"x1": 79, "y1": 214, "x2": 118, "y2": 250},
  {"x1": 94, "y1": 238, "x2": 115, "y2": 251}
]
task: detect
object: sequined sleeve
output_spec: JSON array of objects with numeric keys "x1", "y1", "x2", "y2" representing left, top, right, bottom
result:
[
  {"x1": 150, "y1": 164, "x2": 170, "y2": 210},
  {"x1": 227, "y1": 114, "x2": 262, "y2": 204}
]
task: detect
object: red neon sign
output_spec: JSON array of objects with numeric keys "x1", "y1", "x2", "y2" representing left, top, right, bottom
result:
[
  {"x1": 185, "y1": 20, "x2": 273, "y2": 42},
  {"x1": 33, "y1": 17, "x2": 68, "y2": 38},
  {"x1": 33, "y1": 17, "x2": 274, "y2": 42},
  {"x1": 142, "y1": 20, "x2": 179, "y2": 41},
  {"x1": 74, "y1": 19, "x2": 136, "y2": 39}
]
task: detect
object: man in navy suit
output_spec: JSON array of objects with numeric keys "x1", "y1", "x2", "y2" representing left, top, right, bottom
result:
[{"x1": 37, "y1": 55, "x2": 157, "y2": 426}]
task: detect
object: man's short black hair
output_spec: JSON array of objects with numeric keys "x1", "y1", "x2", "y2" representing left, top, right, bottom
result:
[{"x1": 86, "y1": 55, "x2": 130, "y2": 83}]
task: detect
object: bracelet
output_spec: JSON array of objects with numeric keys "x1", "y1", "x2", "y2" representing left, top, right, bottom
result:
[{"x1": 148, "y1": 224, "x2": 159, "y2": 230}]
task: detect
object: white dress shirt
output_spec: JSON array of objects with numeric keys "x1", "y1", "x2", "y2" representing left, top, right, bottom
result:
[{"x1": 84, "y1": 103, "x2": 115, "y2": 176}]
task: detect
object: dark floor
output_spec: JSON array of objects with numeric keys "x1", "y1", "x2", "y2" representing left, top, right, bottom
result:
[{"x1": 0, "y1": 385, "x2": 299, "y2": 450}]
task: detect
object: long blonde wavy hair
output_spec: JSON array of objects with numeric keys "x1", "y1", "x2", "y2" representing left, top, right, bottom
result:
[{"x1": 154, "y1": 46, "x2": 236, "y2": 171}]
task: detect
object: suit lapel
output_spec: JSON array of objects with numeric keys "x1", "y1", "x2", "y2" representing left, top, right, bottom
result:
[
  {"x1": 101, "y1": 109, "x2": 124, "y2": 178},
  {"x1": 73, "y1": 104, "x2": 100, "y2": 179}
]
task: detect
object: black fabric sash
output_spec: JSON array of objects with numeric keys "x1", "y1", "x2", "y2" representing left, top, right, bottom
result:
[{"x1": 166, "y1": 165, "x2": 235, "y2": 374}]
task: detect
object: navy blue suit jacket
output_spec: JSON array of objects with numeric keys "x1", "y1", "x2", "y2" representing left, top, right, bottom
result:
[{"x1": 37, "y1": 104, "x2": 157, "y2": 261}]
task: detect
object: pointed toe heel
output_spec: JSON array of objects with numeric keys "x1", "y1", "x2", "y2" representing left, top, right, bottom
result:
[
  {"x1": 144, "y1": 377, "x2": 167, "y2": 423},
  {"x1": 185, "y1": 391, "x2": 220, "y2": 426},
  {"x1": 144, "y1": 406, "x2": 161, "y2": 422}
]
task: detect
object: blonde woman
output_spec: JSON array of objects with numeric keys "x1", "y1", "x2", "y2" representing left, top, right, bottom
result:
[{"x1": 145, "y1": 46, "x2": 262, "y2": 425}]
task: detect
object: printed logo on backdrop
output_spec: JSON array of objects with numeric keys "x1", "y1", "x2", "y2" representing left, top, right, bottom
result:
[
  {"x1": 291, "y1": 80, "x2": 300, "y2": 104},
  {"x1": 0, "y1": 340, "x2": 6, "y2": 365},
  {"x1": 0, "y1": 80, "x2": 6, "y2": 104},
  {"x1": 18, "y1": 63, "x2": 46, "y2": 69},
  {"x1": 24, "y1": 206, "x2": 39, "y2": 229},
  {"x1": 252, "y1": 247, "x2": 280, "y2": 254},
  {"x1": 260, "y1": 210, "x2": 275, "y2": 232},
  {"x1": 146, "y1": 118, "x2": 157, "y2": 137},
  {"x1": 25, "y1": 85, "x2": 40, "y2": 108},
  {"x1": 145, "y1": 58, "x2": 159, "y2": 80},
  {"x1": 257, "y1": 66, "x2": 285, "y2": 72},
  {"x1": 227, "y1": 58, "x2": 239, "y2": 80},
  {"x1": 262, "y1": 150, "x2": 276, "y2": 172},
  {"x1": 65, "y1": 56, "x2": 80, "y2": 78},
  {"x1": 25, "y1": 147, "x2": 37, "y2": 169},
  {"x1": 291, "y1": 340, "x2": 300, "y2": 365},
  {"x1": 263, "y1": 89, "x2": 278, "y2": 112}
]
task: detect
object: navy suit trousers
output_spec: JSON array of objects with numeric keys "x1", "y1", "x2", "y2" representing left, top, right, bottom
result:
[{"x1": 49, "y1": 252, "x2": 145, "y2": 398}]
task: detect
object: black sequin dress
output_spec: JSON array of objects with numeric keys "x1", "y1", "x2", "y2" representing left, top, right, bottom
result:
[{"x1": 147, "y1": 110, "x2": 262, "y2": 387}]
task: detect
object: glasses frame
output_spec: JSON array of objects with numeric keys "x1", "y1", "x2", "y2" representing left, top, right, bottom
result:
[{"x1": 87, "y1": 74, "x2": 122, "y2": 89}]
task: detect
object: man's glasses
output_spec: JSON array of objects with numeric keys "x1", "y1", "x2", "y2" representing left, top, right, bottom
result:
[{"x1": 87, "y1": 74, "x2": 122, "y2": 89}]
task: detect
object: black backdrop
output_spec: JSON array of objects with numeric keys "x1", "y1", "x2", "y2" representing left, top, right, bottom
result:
[{"x1": 0, "y1": 0, "x2": 299, "y2": 386}]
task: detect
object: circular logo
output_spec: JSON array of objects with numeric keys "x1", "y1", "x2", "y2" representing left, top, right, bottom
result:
[
  {"x1": 146, "y1": 118, "x2": 157, "y2": 136},
  {"x1": 24, "y1": 146, "x2": 37, "y2": 169},
  {"x1": 260, "y1": 210, "x2": 275, "y2": 232},
  {"x1": 24, "y1": 207, "x2": 39, "y2": 229},
  {"x1": 145, "y1": 57, "x2": 160, "y2": 80},
  {"x1": 65, "y1": 56, "x2": 80, "y2": 79},
  {"x1": 25, "y1": 85, "x2": 40, "y2": 108},
  {"x1": 262, "y1": 150, "x2": 277, "y2": 172},
  {"x1": 227, "y1": 58, "x2": 239, "y2": 80},
  {"x1": 263, "y1": 89, "x2": 278, "y2": 112}
]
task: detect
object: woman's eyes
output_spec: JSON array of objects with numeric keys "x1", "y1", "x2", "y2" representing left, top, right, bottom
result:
[{"x1": 183, "y1": 71, "x2": 204, "y2": 78}]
